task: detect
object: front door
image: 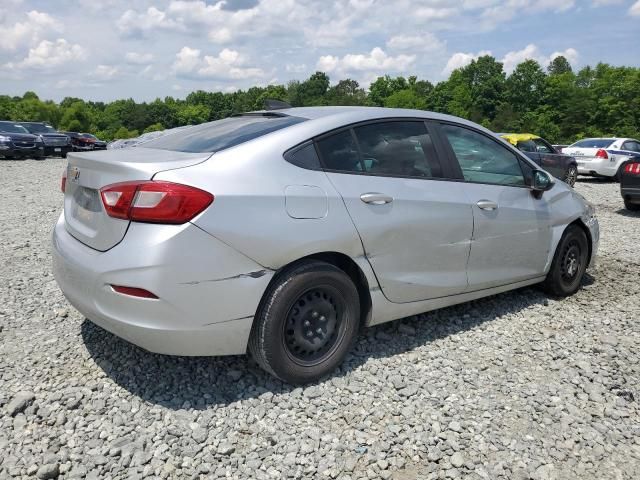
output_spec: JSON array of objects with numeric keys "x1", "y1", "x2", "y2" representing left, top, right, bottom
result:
[
  {"x1": 317, "y1": 120, "x2": 474, "y2": 303},
  {"x1": 440, "y1": 124, "x2": 553, "y2": 290}
]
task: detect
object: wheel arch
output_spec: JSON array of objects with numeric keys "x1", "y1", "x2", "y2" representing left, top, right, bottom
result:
[
  {"x1": 254, "y1": 251, "x2": 373, "y2": 330},
  {"x1": 568, "y1": 218, "x2": 593, "y2": 265}
]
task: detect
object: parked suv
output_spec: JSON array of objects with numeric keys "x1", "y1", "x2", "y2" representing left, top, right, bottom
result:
[
  {"x1": 500, "y1": 133, "x2": 578, "y2": 186},
  {"x1": 0, "y1": 121, "x2": 45, "y2": 159},
  {"x1": 19, "y1": 122, "x2": 71, "y2": 158}
]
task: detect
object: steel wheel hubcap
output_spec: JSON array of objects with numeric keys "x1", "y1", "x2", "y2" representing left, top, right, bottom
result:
[
  {"x1": 561, "y1": 242, "x2": 581, "y2": 280},
  {"x1": 284, "y1": 287, "x2": 342, "y2": 364}
]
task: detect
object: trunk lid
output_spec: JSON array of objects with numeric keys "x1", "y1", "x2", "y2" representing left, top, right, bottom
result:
[
  {"x1": 64, "y1": 148, "x2": 212, "y2": 251},
  {"x1": 562, "y1": 147, "x2": 601, "y2": 160}
]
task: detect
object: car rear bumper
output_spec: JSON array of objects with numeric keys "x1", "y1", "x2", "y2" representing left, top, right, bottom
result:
[
  {"x1": 621, "y1": 186, "x2": 640, "y2": 203},
  {"x1": 576, "y1": 157, "x2": 618, "y2": 177},
  {"x1": 52, "y1": 213, "x2": 273, "y2": 356}
]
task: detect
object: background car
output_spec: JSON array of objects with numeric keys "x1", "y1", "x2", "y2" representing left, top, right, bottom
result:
[
  {"x1": 53, "y1": 106, "x2": 598, "y2": 384},
  {"x1": 19, "y1": 122, "x2": 71, "y2": 158},
  {"x1": 562, "y1": 138, "x2": 640, "y2": 181},
  {"x1": 63, "y1": 131, "x2": 96, "y2": 151},
  {"x1": 500, "y1": 133, "x2": 578, "y2": 186},
  {"x1": 620, "y1": 159, "x2": 640, "y2": 211},
  {"x1": 0, "y1": 121, "x2": 45, "y2": 160},
  {"x1": 82, "y1": 134, "x2": 107, "y2": 150}
]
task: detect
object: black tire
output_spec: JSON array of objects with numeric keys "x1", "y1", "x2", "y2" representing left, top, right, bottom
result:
[
  {"x1": 61, "y1": 152, "x2": 68, "y2": 158},
  {"x1": 542, "y1": 225, "x2": 589, "y2": 297},
  {"x1": 249, "y1": 260, "x2": 360, "y2": 384},
  {"x1": 564, "y1": 165, "x2": 578, "y2": 187},
  {"x1": 624, "y1": 199, "x2": 640, "y2": 211}
]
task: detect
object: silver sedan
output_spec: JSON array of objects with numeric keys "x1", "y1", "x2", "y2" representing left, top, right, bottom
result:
[{"x1": 52, "y1": 106, "x2": 599, "y2": 384}]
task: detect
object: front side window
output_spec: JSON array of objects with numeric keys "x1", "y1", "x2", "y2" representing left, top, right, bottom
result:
[
  {"x1": 533, "y1": 138, "x2": 554, "y2": 154},
  {"x1": 442, "y1": 124, "x2": 525, "y2": 187}
]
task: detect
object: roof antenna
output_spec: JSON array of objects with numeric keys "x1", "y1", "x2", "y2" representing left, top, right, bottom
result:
[{"x1": 264, "y1": 99, "x2": 292, "y2": 110}]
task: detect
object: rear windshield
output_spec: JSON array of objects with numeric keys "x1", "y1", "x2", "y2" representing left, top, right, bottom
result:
[
  {"x1": 0, "y1": 122, "x2": 29, "y2": 134},
  {"x1": 140, "y1": 114, "x2": 307, "y2": 153},
  {"x1": 21, "y1": 123, "x2": 57, "y2": 134},
  {"x1": 571, "y1": 139, "x2": 615, "y2": 148}
]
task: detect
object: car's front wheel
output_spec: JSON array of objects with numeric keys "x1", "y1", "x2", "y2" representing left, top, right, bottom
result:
[
  {"x1": 564, "y1": 165, "x2": 578, "y2": 187},
  {"x1": 249, "y1": 260, "x2": 360, "y2": 384},
  {"x1": 542, "y1": 225, "x2": 589, "y2": 297}
]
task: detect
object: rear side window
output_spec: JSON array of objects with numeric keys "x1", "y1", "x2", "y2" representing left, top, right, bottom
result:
[
  {"x1": 442, "y1": 124, "x2": 525, "y2": 187},
  {"x1": 141, "y1": 115, "x2": 307, "y2": 153},
  {"x1": 316, "y1": 121, "x2": 444, "y2": 178},
  {"x1": 622, "y1": 141, "x2": 640, "y2": 153},
  {"x1": 284, "y1": 143, "x2": 322, "y2": 170},
  {"x1": 571, "y1": 139, "x2": 615, "y2": 149}
]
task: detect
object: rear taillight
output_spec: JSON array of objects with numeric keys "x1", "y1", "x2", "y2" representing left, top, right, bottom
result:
[
  {"x1": 624, "y1": 162, "x2": 640, "y2": 175},
  {"x1": 61, "y1": 169, "x2": 67, "y2": 193},
  {"x1": 99, "y1": 181, "x2": 213, "y2": 224},
  {"x1": 595, "y1": 149, "x2": 608, "y2": 159}
]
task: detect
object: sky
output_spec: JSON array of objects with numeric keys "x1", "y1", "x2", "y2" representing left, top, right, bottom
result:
[{"x1": 1, "y1": 0, "x2": 639, "y2": 102}]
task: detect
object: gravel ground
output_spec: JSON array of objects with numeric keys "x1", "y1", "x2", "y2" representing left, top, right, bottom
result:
[{"x1": 1, "y1": 158, "x2": 639, "y2": 480}]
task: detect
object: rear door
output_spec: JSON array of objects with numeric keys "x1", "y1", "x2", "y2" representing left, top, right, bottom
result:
[
  {"x1": 438, "y1": 123, "x2": 552, "y2": 291},
  {"x1": 319, "y1": 120, "x2": 473, "y2": 303}
]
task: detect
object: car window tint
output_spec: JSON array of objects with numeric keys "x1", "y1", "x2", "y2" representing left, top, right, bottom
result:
[
  {"x1": 284, "y1": 143, "x2": 322, "y2": 170},
  {"x1": 533, "y1": 138, "x2": 554, "y2": 153},
  {"x1": 517, "y1": 140, "x2": 537, "y2": 152},
  {"x1": 353, "y1": 121, "x2": 443, "y2": 178},
  {"x1": 140, "y1": 115, "x2": 307, "y2": 153},
  {"x1": 623, "y1": 141, "x2": 640, "y2": 153},
  {"x1": 316, "y1": 130, "x2": 362, "y2": 172},
  {"x1": 442, "y1": 124, "x2": 525, "y2": 187}
]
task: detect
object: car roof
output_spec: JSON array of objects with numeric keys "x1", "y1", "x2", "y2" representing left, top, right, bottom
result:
[{"x1": 499, "y1": 133, "x2": 540, "y2": 145}]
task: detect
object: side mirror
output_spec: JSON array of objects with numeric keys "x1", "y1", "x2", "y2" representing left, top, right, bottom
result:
[{"x1": 532, "y1": 170, "x2": 554, "y2": 195}]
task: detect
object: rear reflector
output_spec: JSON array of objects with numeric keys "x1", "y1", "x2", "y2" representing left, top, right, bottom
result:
[
  {"x1": 100, "y1": 181, "x2": 213, "y2": 224},
  {"x1": 111, "y1": 285, "x2": 158, "y2": 299},
  {"x1": 624, "y1": 162, "x2": 640, "y2": 175},
  {"x1": 595, "y1": 149, "x2": 608, "y2": 159}
]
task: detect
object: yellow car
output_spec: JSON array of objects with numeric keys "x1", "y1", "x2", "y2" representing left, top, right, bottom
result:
[{"x1": 499, "y1": 133, "x2": 578, "y2": 186}]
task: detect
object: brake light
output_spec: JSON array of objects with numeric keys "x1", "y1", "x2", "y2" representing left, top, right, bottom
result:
[
  {"x1": 595, "y1": 149, "x2": 608, "y2": 159},
  {"x1": 61, "y1": 169, "x2": 67, "y2": 193},
  {"x1": 100, "y1": 181, "x2": 213, "y2": 224},
  {"x1": 624, "y1": 162, "x2": 640, "y2": 175},
  {"x1": 111, "y1": 285, "x2": 158, "y2": 299}
]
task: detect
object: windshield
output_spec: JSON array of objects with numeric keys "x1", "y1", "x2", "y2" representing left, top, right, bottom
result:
[
  {"x1": 82, "y1": 134, "x2": 97, "y2": 139},
  {"x1": 571, "y1": 139, "x2": 615, "y2": 149},
  {"x1": 21, "y1": 123, "x2": 57, "y2": 134},
  {"x1": 0, "y1": 122, "x2": 30, "y2": 134},
  {"x1": 141, "y1": 115, "x2": 307, "y2": 153}
]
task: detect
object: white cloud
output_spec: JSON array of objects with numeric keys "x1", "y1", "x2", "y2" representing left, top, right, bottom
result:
[
  {"x1": 91, "y1": 65, "x2": 119, "y2": 80},
  {"x1": 0, "y1": 10, "x2": 61, "y2": 51},
  {"x1": 6, "y1": 39, "x2": 86, "y2": 72},
  {"x1": 481, "y1": 0, "x2": 575, "y2": 27},
  {"x1": 172, "y1": 46, "x2": 266, "y2": 80},
  {"x1": 117, "y1": 7, "x2": 180, "y2": 36},
  {"x1": 386, "y1": 33, "x2": 446, "y2": 53},
  {"x1": 442, "y1": 50, "x2": 492, "y2": 75},
  {"x1": 500, "y1": 44, "x2": 579, "y2": 73},
  {"x1": 317, "y1": 47, "x2": 415, "y2": 75},
  {"x1": 125, "y1": 52, "x2": 154, "y2": 65},
  {"x1": 630, "y1": 0, "x2": 640, "y2": 15}
]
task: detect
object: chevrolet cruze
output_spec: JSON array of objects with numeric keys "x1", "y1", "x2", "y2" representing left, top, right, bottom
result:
[{"x1": 52, "y1": 106, "x2": 599, "y2": 384}]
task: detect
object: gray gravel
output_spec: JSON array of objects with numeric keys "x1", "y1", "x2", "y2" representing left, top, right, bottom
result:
[{"x1": 1, "y1": 159, "x2": 639, "y2": 479}]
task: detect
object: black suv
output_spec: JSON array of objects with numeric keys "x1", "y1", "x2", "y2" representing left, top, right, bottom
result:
[
  {"x1": 0, "y1": 121, "x2": 45, "y2": 160},
  {"x1": 18, "y1": 122, "x2": 71, "y2": 158}
]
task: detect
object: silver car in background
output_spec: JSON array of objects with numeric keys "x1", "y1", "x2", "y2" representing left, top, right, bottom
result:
[{"x1": 52, "y1": 107, "x2": 599, "y2": 384}]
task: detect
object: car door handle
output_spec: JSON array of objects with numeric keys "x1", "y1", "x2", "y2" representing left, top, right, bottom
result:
[
  {"x1": 360, "y1": 193, "x2": 393, "y2": 205},
  {"x1": 476, "y1": 200, "x2": 498, "y2": 211}
]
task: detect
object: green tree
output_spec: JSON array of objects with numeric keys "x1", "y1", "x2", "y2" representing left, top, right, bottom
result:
[{"x1": 548, "y1": 56, "x2": 573, "y2": 75}]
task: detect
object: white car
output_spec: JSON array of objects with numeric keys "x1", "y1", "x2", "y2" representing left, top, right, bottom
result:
[{"x1": 563, "y1": 138, "x2": 640, "y2": 180}]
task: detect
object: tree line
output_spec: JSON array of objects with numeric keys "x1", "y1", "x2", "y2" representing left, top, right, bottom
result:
[{"x1": 0, "y1": 55, "x2": 638, "y2": 143}]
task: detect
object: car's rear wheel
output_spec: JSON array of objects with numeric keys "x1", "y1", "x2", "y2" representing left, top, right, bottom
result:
[
  {"x1": 624, "y1": 199, "x2": 640, "y2": 211},
  {"x1": 542, "y1": 225, "x2": 589, "y2": 297},
  {"x1": 249, "y1": 260, "x2": 360, "y2": 384},
  {"x1": 564, "y1": 165, "x2": 577, "y2": 187}
]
